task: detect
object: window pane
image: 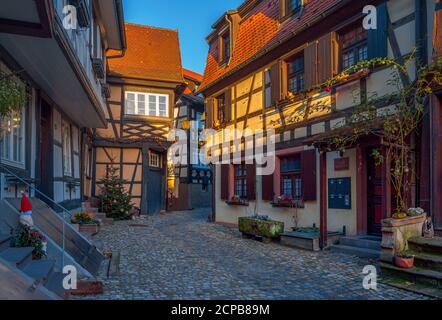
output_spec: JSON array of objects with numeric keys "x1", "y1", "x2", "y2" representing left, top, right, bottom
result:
[
  {"x1": 295, "y1": 178, "x2": 302, "y2": 200},
  {"x1": 159, "y1": 96, "x2": 167, "y2": 117},
  {"x1": 126, "y1": 93, "x2": 136, "y2": 114},
  {"x1": 343, "y1": 51, "x2": 355, "y2": 68},
  {"x1": 358, "y1": 46, "x2": 368, "y2": 62},
  {"x1": 138, "y1": 94, "x2": 146, "y2": 115},
  {"x1": 282, "y1": 177, "x2": 292, "y2": 197},
  {"x1": 149, "y1": 95, "x2": 157, "y2": 116}
]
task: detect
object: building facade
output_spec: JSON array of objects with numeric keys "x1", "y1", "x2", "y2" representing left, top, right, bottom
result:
[
  {"x1": 92, "y1": 23, "x2": 184, "y2": 214},
  {"x1": 169, "y1": 90, "x2": 212, "y2": 211},
  {"x1": 0, "y1": 0, "x2": 125, "y2": 209},
  {"x1": 199, "y1": 0, "x2": 439, "y2": 242}
]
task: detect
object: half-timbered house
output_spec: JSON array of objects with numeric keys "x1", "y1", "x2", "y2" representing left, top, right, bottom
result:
[
  {"x1": 92, "y1": 23, "x2": 184, "y2": 214},
  {"x1": 0, "y1": 0, "x2": 125, "y2": 209},
  {"x1": 169, "y1": 72, "x2": 212, "y2": 211},
  {"x1": 199, "y1": 0, "x2": 438, "y2": 246}
]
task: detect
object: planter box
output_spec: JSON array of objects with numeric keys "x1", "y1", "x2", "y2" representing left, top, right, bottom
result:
[
  {"x1": 71, "y1": 224, "x2": 80, "y2": 233},
  {"x1": 381, "y1": 214, "x2": 426, "y2": 263},
  {"x1": 238, "y1": 217, "x2": 284, "y2": 241},
  {"x1": 79, "y1": 224, "x2": 99, "y2": 237}
]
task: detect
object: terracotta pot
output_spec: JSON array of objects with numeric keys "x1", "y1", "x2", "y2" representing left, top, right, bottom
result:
[{"x1": 394, "y1": 255, "x2": 414, "y2": 269}]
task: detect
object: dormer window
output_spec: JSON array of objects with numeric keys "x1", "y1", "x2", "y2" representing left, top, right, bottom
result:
[
  {"x1": 280, "y1": 0, "x2": 303, "y2": 21},
  {"x1": 286, "y1": 0, "x2": 302, "y2": 13},
  {"x1": 220, "y1": 30, "x2": 231, "y2": 65}
]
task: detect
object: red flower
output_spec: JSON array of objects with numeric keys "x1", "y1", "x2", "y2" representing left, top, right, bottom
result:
[{"x1": 325, "y1": 86, "x2": 332, "y2": 92}]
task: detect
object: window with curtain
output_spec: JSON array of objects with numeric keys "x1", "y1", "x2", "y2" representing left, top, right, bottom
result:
[
  {"x1": 1, "y1": 110, "x2": 25, "y2": 166},
  {"x1": 280, "y1": 156, "x2": 302, "y2": 200},
  {"x1": 234, "y1": 164, "x2": 247, "y2": 199},
  {"x1": 126, "y1": 92, "x2": 169, "y2": 117}
]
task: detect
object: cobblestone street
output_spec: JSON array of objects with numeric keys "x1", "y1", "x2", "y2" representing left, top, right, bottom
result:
[{"x1": 86, "y1": 209, "x2": 427, "y2": 300}]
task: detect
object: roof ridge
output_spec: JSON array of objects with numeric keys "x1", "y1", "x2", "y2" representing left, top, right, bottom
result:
[{"x1": 125, "y1": 22, "x2": 178, "y2": 33}]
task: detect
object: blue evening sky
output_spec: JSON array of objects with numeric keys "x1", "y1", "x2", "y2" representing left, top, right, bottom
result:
[{"x1": 122, "y1": 0, "x2": 244, "y2": 75}]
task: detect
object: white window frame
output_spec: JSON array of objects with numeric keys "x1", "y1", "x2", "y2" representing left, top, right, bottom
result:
[
  {"x1": 149, "y1": 152, "x2": 161, "y2": 168},
  {"x1": 62, "y1": 121, "x2": 73, "y2": 177},
  {"x1": 1, "y1": 109, "x2": 26, "y2": 168},
  {"x1": 125, "y1": 91, "x2": 169, "y2": 118}
]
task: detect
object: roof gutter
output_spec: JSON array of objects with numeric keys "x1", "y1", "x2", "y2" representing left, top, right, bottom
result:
[{"x1": 107, "y1": 0, "x2": 127, "y2": 59}]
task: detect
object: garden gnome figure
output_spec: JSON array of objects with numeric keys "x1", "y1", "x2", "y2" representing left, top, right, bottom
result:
[
  {"x1": 19, "y1": 191, "x2": 34, "y2": 228},
  {"x1": 422, "y1": 215, "x2": 435, "y2": 239}
]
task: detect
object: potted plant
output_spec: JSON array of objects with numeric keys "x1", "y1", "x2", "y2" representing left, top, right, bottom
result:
[
  {"x1": 226, "y1": 195, "x2": 248, "y2": 206},
  {"x1": 15, "y1": 224, "x2": 47, "y2": 260},
  {"x1": 277, "y1": 194, "x2": 292, "y2": 205},
  {"x1": 394, "y1": 250, "x2": 415, "y2": 269},
  {"x1": 71, "y1": 212, "x2": 99, "y2": 237}
]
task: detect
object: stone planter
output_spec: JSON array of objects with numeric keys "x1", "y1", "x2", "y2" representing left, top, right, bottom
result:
[
  {"x1": 381, "y1": 214, "x2": 426, "y2": 263},
  {"x1": 238, "y1": 217, "x2": 284, "y2": 242},
  {"x1": 79, "y1": 224, "x2": 99, "y2": 237}
]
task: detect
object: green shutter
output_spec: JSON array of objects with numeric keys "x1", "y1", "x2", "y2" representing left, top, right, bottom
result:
[{"x1": 368, "y1": 2, "x2": 388, "y2": 59}]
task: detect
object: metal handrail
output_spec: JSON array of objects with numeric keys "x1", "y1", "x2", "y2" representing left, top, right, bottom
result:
[{"x1": 0, "y1": 163, "x2": 68, "y2": 268}]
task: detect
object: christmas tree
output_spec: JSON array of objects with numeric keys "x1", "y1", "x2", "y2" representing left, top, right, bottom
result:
[{"x1": 98, "y1": 165, "x2": 133, "y2": 220}]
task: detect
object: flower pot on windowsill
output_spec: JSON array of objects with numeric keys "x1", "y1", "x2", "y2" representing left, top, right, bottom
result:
[{"x1": 226, "y1": 196, "x2": 249, "y2": 206}]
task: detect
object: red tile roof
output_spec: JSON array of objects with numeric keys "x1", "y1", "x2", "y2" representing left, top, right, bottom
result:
[
  {"x1": 183, "y1": 68, "x2": 203, "y2": 83},
  {"x1": 199, "y1": 0, "x2": 342, "y2": 92},
  {"x1": 108, "y1": 23, "x2": 184, "y2": 83}
]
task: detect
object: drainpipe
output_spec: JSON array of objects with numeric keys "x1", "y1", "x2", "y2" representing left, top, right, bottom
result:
[{"x1": 106, "y1": 0, "x2": 127, "y2": 59}]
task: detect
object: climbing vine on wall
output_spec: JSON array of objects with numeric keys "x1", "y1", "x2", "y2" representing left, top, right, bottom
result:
[
  {"x1": 278, "y1": 52, "x2": 442, "y2": 216},
  {"x1": 0, "y1": 70, "x2": 27, "y2": 119}
]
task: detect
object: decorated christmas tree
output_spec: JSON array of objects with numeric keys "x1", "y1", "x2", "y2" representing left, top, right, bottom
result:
[{"x1": 97, "y1": 164, "x2": 133, "y2": 220}]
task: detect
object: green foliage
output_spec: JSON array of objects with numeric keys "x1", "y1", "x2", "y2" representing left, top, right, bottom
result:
[
  {"x1": 97, "y1": 165, "x2": 134, "y2": 221},
  {"x1": 71, "y1": 212, "x2": 98, "y2": 225},
  {"x1": 15, "y1": 224, "x2": 46, "y2": 260},
  {"x1": 0, "y1": 70, "x2": 27, "y2": 119}
]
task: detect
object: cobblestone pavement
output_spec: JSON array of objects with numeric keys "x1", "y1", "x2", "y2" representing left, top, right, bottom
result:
[{"x1": 83, "y1": 209, "x2": 427, "y2": 300}]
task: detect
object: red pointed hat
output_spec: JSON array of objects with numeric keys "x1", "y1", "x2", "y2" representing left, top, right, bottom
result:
[{"x1": 20, "y1": 193, "x2": 32, "y2": 213}]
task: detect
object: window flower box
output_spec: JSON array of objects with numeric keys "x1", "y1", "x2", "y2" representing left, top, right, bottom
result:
[
  {"x1": 238, "y1": 216, "x2": 284, "y2": 242},
  {"x1": 226, "y1": 195, "x2": 249, "y2": 206},
  {"x1": 271, "y1": 195, "x2": 304, "y2": 208}
]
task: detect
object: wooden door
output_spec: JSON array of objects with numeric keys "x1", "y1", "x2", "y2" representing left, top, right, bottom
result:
[
  {"x1": 142, "y1": 149, "x2": 165, "y2": 214},
  {"x1": 367, "y1": 148, "x2": 383, "y2": 235}
]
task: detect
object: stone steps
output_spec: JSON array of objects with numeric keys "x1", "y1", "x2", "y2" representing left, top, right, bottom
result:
[
  {"x1": 411, "y1": 251, "x2": 442, "y2": 273},
  {"x1": 0, "y1": 247, "x2": 34, "y2": 267},
  {"x1": 409, "y1": 237, "x2": 442, "y2": 255},
  {"x1": 331, "y1": 244, "x2": 380, "y2": 259},
  {"x1": 21, "y1": 260, "x2": 56, "y2": 285},
  {"x1": 381, "y1": 262, "x2": 442, "y2": 289},
  {"x1": 0, "y1": 233, "x2": 12, "y2": 251},
  {"x1": 340, "y1": 236, "x2": 382, "y2": 251},
  {"x1": 45, "y1": 271, "x2": 68, "y2": 297}
]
